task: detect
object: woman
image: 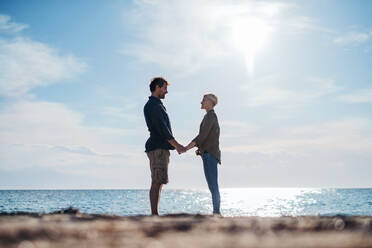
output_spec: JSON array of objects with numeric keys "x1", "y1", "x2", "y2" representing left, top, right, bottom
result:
[{"x1": 186, "y1": 94, "x2": 221, "y2": 215}]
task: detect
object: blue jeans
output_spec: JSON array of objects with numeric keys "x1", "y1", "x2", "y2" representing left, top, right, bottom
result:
[{"x1": 202, "y1": 153, "x2": 220, "y2": 214}]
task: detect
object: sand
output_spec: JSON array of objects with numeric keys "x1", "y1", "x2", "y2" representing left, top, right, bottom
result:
[{"x1": 0, "y1": 208, "x2": 371, "y2": 248}]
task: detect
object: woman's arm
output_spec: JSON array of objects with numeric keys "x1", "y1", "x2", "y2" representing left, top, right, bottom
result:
[
  {"x1": 185, "y1": 141, "x2": 196, "y2": 151},
  {"x1": 192, "y1": 113, "x2": 215, "y2": 148}
]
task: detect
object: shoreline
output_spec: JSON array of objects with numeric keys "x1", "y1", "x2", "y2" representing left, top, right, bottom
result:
[{"x1": 1, "y1": 208, "x2": 371, "y2": 248}]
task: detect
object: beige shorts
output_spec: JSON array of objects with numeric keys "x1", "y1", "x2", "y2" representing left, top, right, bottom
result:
[{"x1": 146, "y1": 149, "x2": 170, "y2": 184}]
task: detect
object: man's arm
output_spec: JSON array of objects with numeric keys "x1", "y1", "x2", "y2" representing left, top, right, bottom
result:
[
  {"x1": 150, "y1": 105, "x2": 175, "y2": 141},
  {"x1": 151, "y1": 106, "x2": 185, "y2": 154},
  {"x1": 168, "y1": 139, "x2": 186, "y2": 154}
]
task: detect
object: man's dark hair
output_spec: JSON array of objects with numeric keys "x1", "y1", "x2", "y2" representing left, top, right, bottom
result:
[{"x1": 149, "y1": 77, "x2": 168, "y2": 92}]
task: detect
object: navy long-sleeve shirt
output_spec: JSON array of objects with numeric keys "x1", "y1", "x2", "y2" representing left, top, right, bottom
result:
[{"x1": 144, "y1": 96, "x2": 175, "y2": 152}]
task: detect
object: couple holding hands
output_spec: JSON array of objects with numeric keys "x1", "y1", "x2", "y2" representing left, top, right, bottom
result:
[{"x1": 144, "y1": 77, "x2": 221, "y2": 216}]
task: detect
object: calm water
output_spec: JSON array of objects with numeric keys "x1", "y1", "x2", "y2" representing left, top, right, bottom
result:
[{"x1": 0, "y1": 188, "x2": 371, "y2": 216}]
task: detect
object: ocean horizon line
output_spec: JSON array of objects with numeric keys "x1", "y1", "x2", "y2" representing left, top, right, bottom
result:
[{"x1": 1, "y1": 187, "x2": 371, "y2": 190}]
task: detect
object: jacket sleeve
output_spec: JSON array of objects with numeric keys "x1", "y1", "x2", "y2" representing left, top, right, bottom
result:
[
  {"x1": 192, "y1": 113, "x2": 214, "y2": 147},
  {"x1": 150, "y1": 105, "x2": 175, "y2": 141}
]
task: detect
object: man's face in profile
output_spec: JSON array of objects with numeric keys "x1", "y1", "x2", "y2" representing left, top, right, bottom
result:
[{"x1": 158, "y1": 84, "x2": 168, "y2": 99}]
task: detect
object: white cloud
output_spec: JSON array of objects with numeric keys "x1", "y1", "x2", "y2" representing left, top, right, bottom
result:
[
  {"x1": 102, "y1": 106, "x2": 141, "y2": 122},
  {"x1": 338, "y1": 88, "x2": 372, "y2": 103},
  {"x1": 220, "y1": 120, "x2": 259, "y2": 138},
  {"x1": 226, "y1": 120, "x2": 371, "y2": 154},
  {"x1": 0, "y1": 15, "x2": 28, "y2": 33},
  {"x1": 216, "y1": 118, "x2": 372, "y2": 187},
  {"x1": 0, "y1": 101, "x2": 144, "y2": 172},
  {"x1": 0, "y1": 15, "x2": 150, "y2": 188},
  {"x1": 0, "y1": 37, "x2": 87, "y2": 97},
  {"x1": 334, "y1": 31, "x2": 372, "y2": 45},
  {"x1": 1, "y1": 101, "x2": 371, "y2": 188},
  {"x1": 279, "y1": 14, "x2": 332, "y2": 35},
  {"x1": 241, "y1": 76, "x2": 342, "y2": 108},
  {"x1": 121, "y1": 0, "x2": 315, "y2": 75},
  {"x1": 222, "y1": 118, "x2": 372, "y2": 167}
]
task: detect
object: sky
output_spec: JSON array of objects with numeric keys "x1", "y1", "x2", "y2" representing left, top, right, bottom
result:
[{"x1": 0, "y1": 0, "x2": 371, "y2": 189}]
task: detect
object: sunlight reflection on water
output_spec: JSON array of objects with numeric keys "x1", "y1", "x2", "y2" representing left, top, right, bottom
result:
[
  {"x1": 221, "y1": 188, "x2": 321, "y2": 216},
  {"x1": 0, "y1": 188, "x2": 371, "y2": 216}
]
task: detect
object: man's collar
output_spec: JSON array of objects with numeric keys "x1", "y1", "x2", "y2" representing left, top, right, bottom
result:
[{"x1": 149, "y1": 95, "x2": 162, "y2": 103}]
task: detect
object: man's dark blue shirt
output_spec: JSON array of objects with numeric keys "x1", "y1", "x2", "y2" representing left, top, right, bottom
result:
[{"x1": 144, "y1": 96, "x2": 175, "y2": 152}]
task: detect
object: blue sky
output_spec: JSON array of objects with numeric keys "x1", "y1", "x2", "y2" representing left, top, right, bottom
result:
[{"x1": 0, "y1": 0, "x2": 371, "y2": 189}]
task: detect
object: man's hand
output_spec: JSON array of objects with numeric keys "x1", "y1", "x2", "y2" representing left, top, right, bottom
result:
[
  {"x1": 176, "y1": 144, "x2": 187, "y2": 154},
  {"x1": 168, "y1": 139, "x2": 186, "y2": 155}
]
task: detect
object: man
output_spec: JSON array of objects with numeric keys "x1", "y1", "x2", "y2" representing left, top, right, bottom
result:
[{"x1": 144, "y1": 77, "x2": 185, "y2": 215}]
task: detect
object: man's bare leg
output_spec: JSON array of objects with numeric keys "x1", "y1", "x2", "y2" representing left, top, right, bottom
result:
[{"x1": 150, "y1": 182, "x2": 163, "y2": 215}]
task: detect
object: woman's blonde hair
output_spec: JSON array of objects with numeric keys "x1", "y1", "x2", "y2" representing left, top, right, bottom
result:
[{"x1": 204, "y1": 93, "x2": 218, "y2": 106}]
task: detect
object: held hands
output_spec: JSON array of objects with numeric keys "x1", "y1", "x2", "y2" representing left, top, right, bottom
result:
[
  {"x1": 169, "y1": 139, "x2": 196, "y2": 155},
  {"x1": 175, "y1": 144, "x2": 187, "y2": 155},
  {"x1": 169, "y1": 139, "x2": 187, "y2": 155},
  {"x1": 176, "y1": 142, "x2": 196, "y2": 155}
]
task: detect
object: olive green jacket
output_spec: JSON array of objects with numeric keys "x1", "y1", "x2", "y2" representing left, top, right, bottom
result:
[{"x1": 192, "y1": 109, "x2": 221, "y2": 164}]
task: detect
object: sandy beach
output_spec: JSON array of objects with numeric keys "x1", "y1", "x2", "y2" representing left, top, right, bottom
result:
[{"x1": 0, "y1": 208, "x2": 371, "y2": 248}]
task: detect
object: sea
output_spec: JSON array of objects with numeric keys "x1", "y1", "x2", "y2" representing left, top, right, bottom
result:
[{"x1": 0, "y1": 188, "x2": 371, "y2": 217}]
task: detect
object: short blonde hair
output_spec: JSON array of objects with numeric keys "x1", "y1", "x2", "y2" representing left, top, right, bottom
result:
[{"x1": 204, "y1": 93, "x2": 218, "y2": 106}]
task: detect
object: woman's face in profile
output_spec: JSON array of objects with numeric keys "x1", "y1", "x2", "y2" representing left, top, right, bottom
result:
[{"x1": 201, "y1": 96, "x2": 213, "y2": 110}]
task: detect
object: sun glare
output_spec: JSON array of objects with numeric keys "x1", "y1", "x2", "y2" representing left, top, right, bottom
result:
[
  {"x1": 231, "y1": 17, "x2": 272, "y2": 74},
  {"x1": 222, "y1": 188, "x2": 321, "y2": 216}
]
